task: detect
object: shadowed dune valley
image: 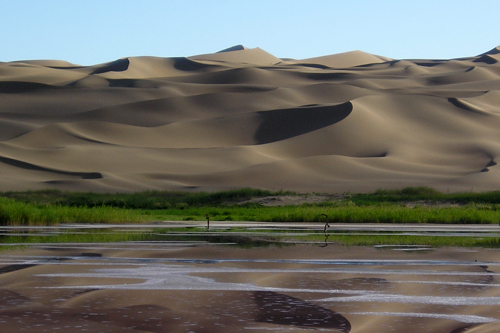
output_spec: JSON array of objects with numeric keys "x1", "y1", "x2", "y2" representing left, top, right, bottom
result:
[{"x1": 1, "y1": 44, "x2": 500, "y2": 193}]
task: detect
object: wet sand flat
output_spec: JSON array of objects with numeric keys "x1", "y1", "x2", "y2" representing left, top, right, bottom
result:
[{"x1": 1, "y1": 244, "x2": 500, "y2": 332}]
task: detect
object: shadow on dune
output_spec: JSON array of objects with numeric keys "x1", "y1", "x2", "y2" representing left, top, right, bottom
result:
[
  {"x1": 0, "y1": 156, "x2": 102, "y2": 179},
  {"x1": 174, "y1": 57, "x2": 218, "y2": 71},
  {"x1": 306, "y1": 72, "x2": 355, "y2": 81},
  {"x1": 413, "y1": 61, "x2": 442, "y2": 67},
  {"x1": 448, "y1": 97, "x2": 490, "y2": 116},
  {"x1": 90, "y1": 58, "x2": 130, "y2": 75},
  {"x1": 473, "y1": 55, "x2": 498, "y2": 65},
  {"x1": 255, "y1": 101, "x2": 353, "y2": 144},
  {"x1": 0, "y1": 81, "x2": 59, "y2": 94},
  {"x1": 253, "y1": 291, "x2": 351, "y2": 332}
]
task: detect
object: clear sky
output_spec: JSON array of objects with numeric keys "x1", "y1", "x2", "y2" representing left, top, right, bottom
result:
[{"x1": 1, "y1": 0, "x2": 499, "y2": 65}]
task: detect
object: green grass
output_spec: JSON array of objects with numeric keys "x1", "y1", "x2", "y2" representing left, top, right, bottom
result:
[
  {"x1": 2, "y1": 187, "x2": 500, "y2": 226},
  {"x1": 350, "y1": 186, "x2": 500, "y2": 205},
  {"x1": 0, "y1": 188, "x2": 294, "y2": 209},
  {"x1": 145, "y1": 203, "x2": 500, "y2": 224},
  {"x1": 0, "y1": 197, "x2": 145, "y2": 225},
  {"x1": 0, "y1": 231, "x2": 156, "y2": 244},
  {"x1": 3, "y1": 186, "x2": 500, "y2": 248},
  {"x1": 5, "y1": 186, "x2": 500, "y2": 209}
]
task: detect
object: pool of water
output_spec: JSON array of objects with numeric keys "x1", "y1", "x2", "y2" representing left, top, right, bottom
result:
[{"x1": 1, "y1": 242, "x2": 500, "y2": 332}]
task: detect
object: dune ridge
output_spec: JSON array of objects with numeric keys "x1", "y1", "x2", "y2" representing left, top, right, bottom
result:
[{"x1": 1, "y1": 45, "x2": 500, "y2": 193}]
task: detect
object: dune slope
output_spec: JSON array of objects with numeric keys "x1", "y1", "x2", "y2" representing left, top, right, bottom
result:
[{"x1": 1, "y1": 46, "x2": 500, "y2": 193}]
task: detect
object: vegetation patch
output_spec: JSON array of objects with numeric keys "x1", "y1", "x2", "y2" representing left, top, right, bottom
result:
[
  {"x1": 1, "y1": 187, "x2": 500, "y2": 226},
  {"x1": 0, "y1": 197, "x2": 144, "y2": 225}
]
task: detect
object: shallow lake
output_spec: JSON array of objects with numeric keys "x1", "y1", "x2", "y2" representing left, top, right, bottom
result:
[{"x1": 1, "y1": 240, "x2": 500, "y2": 332}]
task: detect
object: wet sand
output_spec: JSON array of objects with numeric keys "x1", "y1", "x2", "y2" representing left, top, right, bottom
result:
[{"x1": 1, "y1": 243, "x2": 500, "y2": 332}]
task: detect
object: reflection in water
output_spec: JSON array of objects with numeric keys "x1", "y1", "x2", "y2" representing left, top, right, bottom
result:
[
  {"x1": 254, "y1": 291, "x2": 351, "y2": 332},
  {"x1": 350, "y1": 312, "x2": 496, "y2": 324},
  {"x1": 0, "y1": 264, "x2": 36, "y2": 274},
  {"x1": 79, "y1": 304, "x2": 177, "y2": 333},
  {"x1": 320, "y1": 233, "x2": 330, "y2": 248},
  {"x1": 318, "y1": 294, "x2": 500, "y2": 305},
  {"x1": 1, "y1": 245, "x2": 500, "y2": 331},
  {"x1": 0, "y1": 289, "x2": 32, "y2": 309}
]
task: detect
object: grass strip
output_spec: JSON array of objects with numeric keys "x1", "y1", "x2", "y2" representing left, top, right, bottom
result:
[
  {"x1": 0, "y1": 197, "x2": 145, "y2": 226},
  {"x1": 0, "y1": 231, "x2": 500, "y2": 248},
  {"x1": 146, "y1": 204, "x2": 500, "y2": 224},
  {"x1": 351, "y1": 187, "x2": 500, "y2": 205},
  {"x1": 0, "y1": 188, "x2": 293, "y2": 209},
  {"x1": 1, "y1": 187, "x2": 500, "y2": 225}
]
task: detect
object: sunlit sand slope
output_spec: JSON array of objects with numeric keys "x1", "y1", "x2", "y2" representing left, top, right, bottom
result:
[{"x1": 1, "y1": 45, "x2": 500, "y2": 192}]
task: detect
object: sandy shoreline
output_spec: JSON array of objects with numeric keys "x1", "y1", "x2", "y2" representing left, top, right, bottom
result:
[{"x1": 1, "y1": 243, "x2": 500, "y2": 332}]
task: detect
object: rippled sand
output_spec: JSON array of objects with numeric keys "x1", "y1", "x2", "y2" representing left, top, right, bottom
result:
[{"x1": 1, "y1": 243, "x2": 500, "y2": 332}]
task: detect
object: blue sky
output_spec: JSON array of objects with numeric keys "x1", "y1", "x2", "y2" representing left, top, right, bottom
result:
[{"x1": 1, "y1": 0, "x2": 499, "y2": 65}]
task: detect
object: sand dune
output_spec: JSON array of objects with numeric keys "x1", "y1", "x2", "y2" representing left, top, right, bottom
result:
[
  {"x1": 1, "y1": 45, "x2": 500, "y2": 192},
  {"x1": 293, "y1": 50, "x2": 391, "y2": 68}
]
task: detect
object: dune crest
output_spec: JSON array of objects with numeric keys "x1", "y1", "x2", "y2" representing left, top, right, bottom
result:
[
  {"x1": 0, "y1": 46, "x2": 500, "y2": 192},
  {"x1": 295, "y1": 50, "x2": 391, "y2": 68},
  {"x1": 217, "y1": 45, "x2": 248, "y2": 53},
  {"x1": 190, "y1": 46, "x2": 282, "y2": 66}
]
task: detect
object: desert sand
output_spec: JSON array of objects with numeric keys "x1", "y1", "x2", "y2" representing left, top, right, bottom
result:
[
  {"x1": 1, "y1": 45, "x2": 500, "y2": 193},
  {"x1": 2, "y1": 243, "x2": 500, "y2": 332}
]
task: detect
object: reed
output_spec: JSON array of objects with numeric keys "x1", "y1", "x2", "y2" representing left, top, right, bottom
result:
[
  {"x1": 0, "y1": 197, "x2": 144, "y2": 225},
  {"x1": 146, "y1": 204, "x2": 500, "y2": 224},
  {"x1": 2, "y1": 187, "x2": 500, "y2": 225}
]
